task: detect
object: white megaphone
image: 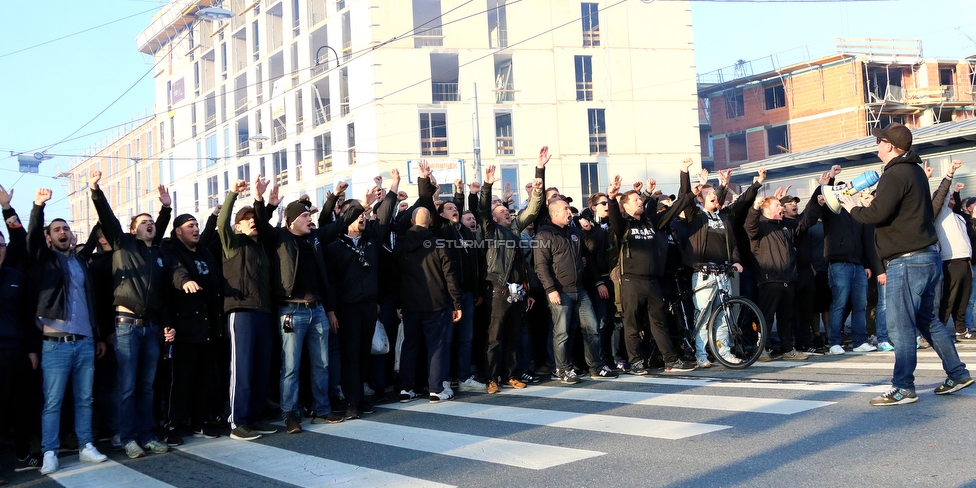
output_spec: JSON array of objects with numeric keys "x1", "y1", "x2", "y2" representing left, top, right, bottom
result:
[{"x1": 821, "y1": 170, "x2": 880, "y2": 214}]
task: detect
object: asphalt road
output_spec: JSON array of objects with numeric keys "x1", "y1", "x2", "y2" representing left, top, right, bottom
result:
[{"x1": 5, "y1": 344, "x2": 976, "y2": 488}]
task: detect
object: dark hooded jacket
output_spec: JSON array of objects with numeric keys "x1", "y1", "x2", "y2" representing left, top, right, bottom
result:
[{"x1": 393, "y1": 225, "x2": 461, "y2": 313}]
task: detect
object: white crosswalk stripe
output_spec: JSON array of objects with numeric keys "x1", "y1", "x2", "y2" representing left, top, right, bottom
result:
[
  {"x1": 302, "y1": 420, "x2": 605, "y2": 469},
  {"x1": 39, "y1": 373, "x2": 910, "y2": 488},
  {"x1": 50, "y1": 458, "x2": 176, "y2": 488},
  {"x1": 494, "y1": 384, "x2": 834, "y2": 414},
  {"x1": 177, "y1": 436, "x2": 453, "y2": 487},
  {"x1": 380, "y1": 399, "x2": 731, "y2": 439}
]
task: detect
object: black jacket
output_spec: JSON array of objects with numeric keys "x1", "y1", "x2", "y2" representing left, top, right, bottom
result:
[
  {"x1": 325, "y1": 193, "x2": 395, "y2": 305},
  {"x1": 680, "y1": 175, "x2": 758, "y2": 270},
  {"x1": 163, "y1": 238, "x2": 222, "y2": 343},
  {"x1": 849, "y1": 151, "x2": 938, "y2": 260},
  {"x1": 26, "y1": 203, "x2": 101, "y2": 341},
  {"x1": 480, "y1": 182, "x2": 543, "y2": 287},
  {"x1": 0, "y1": 265, "x2": 37, "y2": 353},
  {"x1": 818, "y1": 182, "x2": 872, "y2": 266},
  {"x1": 534, "y1": 222, "x2": 601, "y2": 295},
  {"x1": 92, "y1": 188, "x2": 172, "y2": 323},
  {"x1": 217, "y1": 192, "x2": 272, "y2": 313},
  {"x1": 607, "y1": 186, "x2": 696, "y2": 279},
  {"x1": 254, "y1": 200, "x2": 339, "y2": 312},
  {"x1": 744, "y1": 195, "x2": 822, "y2": 284},
  {"x1": 2, "y1": 207, "x2": 27, "y2": 274},
  {"x1": 393, "y1": 225, "x2": 461, "y2": 313}
]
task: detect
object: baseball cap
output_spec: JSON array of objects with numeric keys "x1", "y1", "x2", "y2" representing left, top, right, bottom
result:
[
  {"x1": 234, "y1": 206, "x2": 255, "y2": 224},
  {"x1": 872, "y1": 123, "x2": 912, "y2": 152},
  {"x1": 779, "y1": 195, "x2": 800, "y2": 205}
]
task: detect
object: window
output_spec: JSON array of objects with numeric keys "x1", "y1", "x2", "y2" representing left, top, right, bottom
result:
[
  {"x1": 126, "y1": 176, "x2": 132, "y2": 202},
  {"x1": 495, "y1": 112, "x2": 513, "y2": 156},
  {"x1": 237, "y1": 163, "x2": 251, "y2": 197},
  {"x1": 431, "y1": 53, "x2": 460, "y2": 102},
  {"x1": 313, "y1": 76, "x2": 331, "y2": 126},
  {"x1": 767, "y1": 126, "x2": 788, "y2": 156},
  {"x1": 315, "y1": 132, "x2": 332, "y2": 174},
  {"x1": 252, "y1": 20, "x2": 260, "y2": 60},
  {"x1": 146, "y1": 168, "x2": 152, "y2": 195},
  {"x1": 273, "y1": 149, "x2": 289, "y2": 186},
  {"x1": 420, "y1": 112, "x2": 448, "y2": 156},
  {"x1": 341, "y1": 11, "x2": 351, "y2": 61},
  {"x1": 194, "y1": 183, "x2": 200, "y2": 212},
  {"x1": 339, "y1": 68, "x2": 350, "y2": 116},
  {"x1": 207, "y1": 175, "x2": 219, "y2": 209},
  {"x1": 581, "y1": 3, "x2": 600, "y2": 47},
  {"x1": 147, "y1": 130, "x2": 154, "y2": 157},
  {"x1": 221, "y1": 42, "x2": 228, "y2": 74},
  {"x1": 206, "y1": 134, "x2": 218, "y2": 167},
  {"x1": 169, "y1": 117, "x2": 176, "y2": 147},
  {"x1": 295, "y1": 144, "x2": 303, "y2": 181},
  {"x1": 192, "y1": 103, "x2": 198, "y2": 137},
  {"x1": 295, "y1": 90, "x2": 304, "y2": 134},
  {"x1": 725, "y1": 90, "x2": 744, "y2": 119},
  {"x1": 169, "y1": 155, "x2": 174, "y2": 184},
  {"x1": 728, "y1": 132, "x2": 747, "y2": 162},
  {"x1": 160, "y1": 121, "x2": 165, "y2": 151},
  {"x1": 501, "y1": 166, "x2": 519, "y2": 208},
  {"x1": 292, "y1": 0, "x2": 301, "y2": 35},
  {"x1": 494, "y1": 54, "x2": 513, "y2": 103},
  {"x1": 413, "y1": 0, "x2": 444, "y2": 47},
  {"x1": 575, "y1": 55, "x2": 593, "y2": 101},
  {"x1": 224, "y1": 127, "x2": 231, "y2": 160},
  {"x1": 224, "y1": 171, "x2": 229, "y2": 193},
  {"x1": 347, "y1": 122, "x2": 356, "y2": 165},
  {"x1": 580, "y1": 162, "x2": 600, "y2": 201},
  {"x1": 487, "y1": 0, "x2": 507, "y2": 48},
  {"x1": 197, "y1": 141, "x2": 203, "y2": 172},
  {"x1": 940, "y1": 67, "x2": 956, "y2": 99},
  {"x1": 587, "y1": 108, "x2": 607, "y2": 155},
  {"x1": 764, "y1": 83, "x2": 785, "y2": 110}
]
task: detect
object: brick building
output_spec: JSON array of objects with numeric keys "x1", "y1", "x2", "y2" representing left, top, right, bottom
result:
[{"x1": 698, "y1": 39, "x2": 976, "y2": 171}]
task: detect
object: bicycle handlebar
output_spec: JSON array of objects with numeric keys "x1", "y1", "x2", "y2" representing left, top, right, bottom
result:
[{"x1": 699, "y1": 263, "x2": 737, "y2": 276}]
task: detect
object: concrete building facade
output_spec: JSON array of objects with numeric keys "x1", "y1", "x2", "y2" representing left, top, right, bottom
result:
[{"x1": 60, "y1": 0, "x2": 700, "y2": 224}]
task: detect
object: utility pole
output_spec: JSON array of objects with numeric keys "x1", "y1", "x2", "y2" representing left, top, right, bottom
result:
[{"x1": 471, "y1": 82, "x2": 482, "y2": 180}]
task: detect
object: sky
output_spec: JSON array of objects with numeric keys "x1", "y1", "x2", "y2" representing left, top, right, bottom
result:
[{"x1": 1, "y1": 0, "x2": 976, "y2": 222}]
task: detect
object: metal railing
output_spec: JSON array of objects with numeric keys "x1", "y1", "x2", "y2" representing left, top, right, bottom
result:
[
  {"x1": 414, "y1": 26, "x2": 444, "y2": 47},
  {"x1": 314, "y1": 106, "x2": 330, "y2": 126},
  {"x1": 432, "y1": 82, "x2": 459, "y2": 102},
  {"x1": 495, "y1": 137, "x2": 514, "y2": 156},
  {"x1": 237, "y1": 139, "x2": 250, "y2": 157},
  {"x1": 317, "y1": 155, "x2": 332, "y2": 174},
  {"x1": 273, "y1": 125, "x2": 287, "y2": 143}
]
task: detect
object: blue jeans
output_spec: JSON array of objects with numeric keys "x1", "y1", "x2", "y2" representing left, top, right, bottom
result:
[
  {"x1": 279, "y1": 304, "x2": 331, "y2": 418},
  {"x1": 692, "y1": 273, "x2": 731, "y2": 360},
  {"x1": 885, "y1": 248, "x2": 970, "y2": 391},
  {"x1": 827, "y1": 262, "x2": 869, "y2": 347},
  {"x1": 116, "y1": 322, "x2": 160, "y2": 445},
  {"x1": 41, "y1": 337, "x2": 95, "y2": 453},
  {"x1": 549, "y1": 290, "x2": 603, "y2": 372},
  {"x1": 451, "y1": 292, "x2": 475, "y2": 381},
  {"x1": 876, "y1": 282, "x2": 890, "y2": 344},
  {"x1": 965, "y1": 264, "x2": 976, "y2": 330}
]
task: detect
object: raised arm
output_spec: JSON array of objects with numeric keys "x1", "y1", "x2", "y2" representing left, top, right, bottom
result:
[
  {"x1": 27, "y1": 189, "x2": 53, "y2": 263},
  {"x1": 606, "y1": 175, "x2": 625, "y2": 241},
  {"x1": 88, "y1": 169, "x2": 123, "y2": 249},
  {"x1": 512, "y1": 178, "x2": 544, "y2": 232},
  {"x1": 152, "y1": 185, "x2": 172, "y2": 247},
  {"x1": 217, "y1": 181, "x2": 245, "y2": 259},
  {"x1": 1, "y1": 185, "x2": 27, "y2": 269}
]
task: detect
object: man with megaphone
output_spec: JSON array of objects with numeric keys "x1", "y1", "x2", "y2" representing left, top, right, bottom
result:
[{"x1": 842, "y1": 123, "x2": 973, "y2": 406}]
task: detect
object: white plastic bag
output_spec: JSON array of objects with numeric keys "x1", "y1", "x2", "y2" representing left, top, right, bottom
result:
[{"x1": 371, "y1": 320, "x2": 390, "y2": 355}]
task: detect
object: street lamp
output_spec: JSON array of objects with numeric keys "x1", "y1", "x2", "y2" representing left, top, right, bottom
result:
[
  {"x1": 14, "y1": 151, "x2": 54, "y2": 174},
  {"x1": 197, "y1": 7, "x2": 234, "y2": 21},
  {"x1": 315, "y1": 46, "x2": 340, "y2": 68}
]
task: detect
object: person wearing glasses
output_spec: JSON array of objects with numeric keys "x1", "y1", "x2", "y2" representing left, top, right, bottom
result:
[
  {"x1": 89, "y1": 170, "x2": 174, "y2": 459},
  {"x1": 579, "y1": 193, "x2": 621, "y2": 372},
  {"x1": 842, "y1": 123, "x2": 973, "y2": 405}
]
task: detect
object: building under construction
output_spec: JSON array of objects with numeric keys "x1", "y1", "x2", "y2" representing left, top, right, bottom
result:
[{"x1": 698, "y1": 38, "x2": 976, "y2": 170}]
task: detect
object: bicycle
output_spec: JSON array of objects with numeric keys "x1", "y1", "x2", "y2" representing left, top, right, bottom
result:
[{"x1": 683, "y1": 263, "x2": 768, "y2": 369}]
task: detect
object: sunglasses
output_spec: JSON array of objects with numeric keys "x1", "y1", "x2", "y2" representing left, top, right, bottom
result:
[
  {"x1": 876, "y1": 138, "x2": 889, "y2": 145},
  {"x1": 595, "y1": 201, "x2": 609, "y2": 206}
]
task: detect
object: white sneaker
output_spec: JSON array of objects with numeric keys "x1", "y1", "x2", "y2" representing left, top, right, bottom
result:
[
  {"x1": 720, "y1": 353, "x2": 744, "y2": 364},
  {"x1": 458, "y1": 376, "x2": 487, "y2": 393},
  {"x1": 363, "y1": 382, "x2": 375, "y2": 396},
  {"x1": 40, "y1": 450, "x2": 58, "y2": 475},
  {"x1": 441, "y1": 380, "x2": 454, "y2": 399},
  {"x1": 827, "y1": 345, "x2": 846, "y2": 355},
  {"x1": 853, "y1": 342, "x2": 877, "y2": 352},
  {"x1": 79, "y1": 442, "x2": 108, "y2": 463}
]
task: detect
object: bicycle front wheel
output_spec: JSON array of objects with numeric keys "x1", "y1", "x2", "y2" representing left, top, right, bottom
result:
[{"x1": 708, "y1": 297, "x2": 768, "y2": 369}]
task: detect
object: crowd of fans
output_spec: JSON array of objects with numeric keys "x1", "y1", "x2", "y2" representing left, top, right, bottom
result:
[{"x1": 2, "y1": 142, "x2": 975, "y2": 482}]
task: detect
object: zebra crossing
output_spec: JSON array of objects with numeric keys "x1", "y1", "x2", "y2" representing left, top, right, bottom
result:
[{"x1": 30, "y1": 362, "x2": 920, "y2": 488}]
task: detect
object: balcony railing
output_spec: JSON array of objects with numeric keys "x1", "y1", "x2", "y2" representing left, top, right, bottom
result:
[
  {"x1": 314, "y1": 106, "x2": 330, "y2": 127},
  {"x1": 309, "y1": 2, "x2": 327, "y2": 26},
  {"x1": 205, "y1": 114, "x2": 217, "y2": 131},
  {"x1": 237, "y1": 139, "x2": 250, "y2": 157},
  {"x1": 589, "y1": 133, "x2": 607, "y2": 155},
  {"x1": 273, "y1": 125, "x2": 287, "y2": 143},
  {"x1": 317, "y1": 155, "x2": 333, "y2": 174},
  {"x1": 421, "y1": 137, "x2": 448, "y2": 156},
  {"x1": 235, "y1": 97, "x2": 248, "y2": 116},
  {"x1": 495, "y1": 137, "x2": 514, "y2": 156},
  {"x1": 414, "y1": 26, "x2": 444, "y2": 47},
  {"x1": 432, "y1": 82, "x2": 459, "y2": 102},
  {"x1": 583, "y1": 29, "x2": 600, "y2": 47}
]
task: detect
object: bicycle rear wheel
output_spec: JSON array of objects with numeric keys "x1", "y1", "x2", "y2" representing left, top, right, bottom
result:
[{"x1": 708, "y1": 297, "x2": 768, "y2": 369}]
